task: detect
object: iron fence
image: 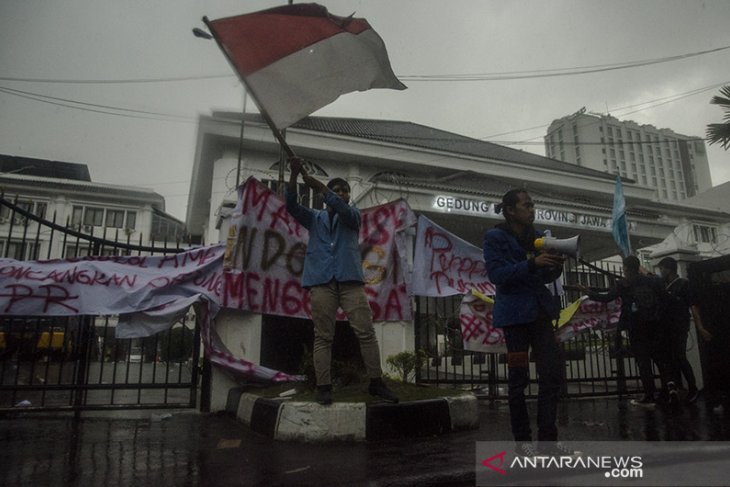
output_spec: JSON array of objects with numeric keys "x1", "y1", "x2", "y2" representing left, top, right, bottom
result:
[
  {"x1": 415, "y1": 257, "x2": 650, "y2": 399},
  {"x1": 0, "y1": 196, "x2": 202, "y2": 413}
]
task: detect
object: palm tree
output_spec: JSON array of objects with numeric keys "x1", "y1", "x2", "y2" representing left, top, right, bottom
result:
[{"x1": 706, "y1": 85, "x2": 730, "y2": 150}]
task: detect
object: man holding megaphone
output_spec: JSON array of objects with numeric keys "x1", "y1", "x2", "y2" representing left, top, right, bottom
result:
[{"x1": 483, "y1": 189, "x2": 578, "y2": 458}]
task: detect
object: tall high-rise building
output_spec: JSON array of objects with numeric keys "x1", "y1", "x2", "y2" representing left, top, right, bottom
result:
[{"x1": 545, "y1": 108, "x2": 712, "y2": 201}]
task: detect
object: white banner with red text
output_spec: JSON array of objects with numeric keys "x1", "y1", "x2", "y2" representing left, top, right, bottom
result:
[
  {"x1": 412, "y1": 215, "x2": 494, "y2": 297},
  {"x1": 0, "y1": 245, "x2": 303, "y2": 381},
  {"x1": 223, "y1": 177, "x2": 416, "y2": 321}
]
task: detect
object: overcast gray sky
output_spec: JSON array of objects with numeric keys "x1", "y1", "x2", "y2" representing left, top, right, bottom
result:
[{"x1": 1, "y1": 0, "x2": 729, "y2": 221}]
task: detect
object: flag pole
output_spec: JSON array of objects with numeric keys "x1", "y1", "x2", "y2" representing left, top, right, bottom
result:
[{"x1": 203, "y1": 16, "x2": 296, "y2": 159}]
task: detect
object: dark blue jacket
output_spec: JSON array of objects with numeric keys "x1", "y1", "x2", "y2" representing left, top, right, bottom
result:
[{"x1": 483, "y1": 226, "x2": 562, "y2": 327}]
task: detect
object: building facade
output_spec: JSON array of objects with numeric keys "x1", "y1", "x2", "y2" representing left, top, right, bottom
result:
[
  {"x1": 650, "y1": 180, "x2": 730, "y2": 260},
  {"x1": 187, "y1": 112, "x2": 730, "y2": 407},
  {"x1": 0, "y1": 154, "x2": 186, "y2": 260},
  {"x1": 545, "y1": 108, "x2": 712, "y2": 201}
]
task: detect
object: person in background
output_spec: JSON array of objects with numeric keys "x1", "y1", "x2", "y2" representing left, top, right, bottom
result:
[
  {"x1": 483, "y1": 188, "x2": 578, "y2": 458},
  {"x1": 583, "y1": 256, "x2": 674, "y2": 408},
  {"x1": 657, "y1": 256, "x2": 709, "y2": 404},
  {"x1": 285, "y1": 157, "x2": 398, "y2": 406}
]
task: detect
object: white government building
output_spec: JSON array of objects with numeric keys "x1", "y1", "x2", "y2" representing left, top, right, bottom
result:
[
  {"x1": 186, "y1": 112, "x2": 730, "y2": 408},
  {"x1": 0, "y1": 154, "x2": 186, "y2": 259}
]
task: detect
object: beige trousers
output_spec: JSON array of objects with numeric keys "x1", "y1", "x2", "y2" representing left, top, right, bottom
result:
[{"x1": 309, "y1": 281, "x2": 383, "y2": 386}]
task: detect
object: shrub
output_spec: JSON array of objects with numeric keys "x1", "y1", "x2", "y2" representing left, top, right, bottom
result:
[{"x1": 386, "y1": 349, "x2": 427, "y2": 383}]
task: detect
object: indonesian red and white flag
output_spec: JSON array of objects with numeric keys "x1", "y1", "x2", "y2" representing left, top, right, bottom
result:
[{"x1": 206, "y1": 3, "x2": 406, "y2": 129}]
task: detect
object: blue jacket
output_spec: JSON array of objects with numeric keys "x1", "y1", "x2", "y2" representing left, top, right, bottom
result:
[
  {"x1": 285, "y1": 189, "x2": 364, "y2": 288},
  {"x1": 483, "y1": 226, "x2": 561, "y2": 327}
]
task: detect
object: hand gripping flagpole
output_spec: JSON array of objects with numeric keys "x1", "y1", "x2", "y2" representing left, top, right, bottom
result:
[{"x1": 203, "y1": 16, "x2": 296, "y2": 159}]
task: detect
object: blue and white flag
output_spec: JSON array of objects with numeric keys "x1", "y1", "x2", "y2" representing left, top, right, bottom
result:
[{"x1": 611, "y1": 176, "x2": 631, "y2": 257}]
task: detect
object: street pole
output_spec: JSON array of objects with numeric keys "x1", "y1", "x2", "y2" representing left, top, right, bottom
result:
[
  {"x1": 277, "y1": 0, "x2": 294, "y2": 196},
  {"x1": 236, "y1": 90, "x2": 248, "y2": 189}
]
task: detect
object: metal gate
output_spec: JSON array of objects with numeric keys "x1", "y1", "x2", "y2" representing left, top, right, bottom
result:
[
  {"x1": 415, "y1": 258, "x2": 648, "y2": 399},
  {"x1": 0, "y1": 196, "x2": 202, "y2": 412}
]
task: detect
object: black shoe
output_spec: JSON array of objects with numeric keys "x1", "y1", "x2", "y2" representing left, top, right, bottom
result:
[
  {"x1": 316, "y1": 385, "x2": 332, "y2": 405},
  {"x1": 686, "y1": 387, "x2": 700, "y2": 404},
  {"x1": 539, "y1": 441, "x2": 583, "y2": 458},
  {"x1": 668, "y1": 389, "x2": 680, "y2": 407},
  {"x1": 369, "y1": 378, "x2": 399, "y2": 403},
  {"x1": 514, "y1": 442, "x2": 539, "y2": 458},
  {"x1": 666, "y1": 382, "x2": 680, "y2": 407}
]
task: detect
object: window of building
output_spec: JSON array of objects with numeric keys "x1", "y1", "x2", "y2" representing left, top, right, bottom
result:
[
  {"x1": 34, "y1": 202, "x2": 47, "y2": 219},
  {"x1": 106, "y1": 209, "x2": 125, "y2": 228},
  {"x1": 64, "y1": 245, "x2": 123, "y2": 258},
  {"x1": 83, "y1": 207, "x2": 105, "y2": 227},
  {"x1": 0, "y1": 241, "x2": 39, "y2": 260},
  {"x1": 126, "y1": 211, "x2": 136, "y2": 230},
  {"x1": 693, "y1": 225, "x2": 718, "y2": 245},
  {"x1": 0, "y1": 199, "x2": 48, "y2": 224},
  {"x1": 71, "y1": 206, "x2": 83, "y2": 226}
]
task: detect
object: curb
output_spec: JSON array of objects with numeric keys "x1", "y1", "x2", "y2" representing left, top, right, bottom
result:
[{"x1": 232, "y1": 392, "x2": 479, "y2": 442}]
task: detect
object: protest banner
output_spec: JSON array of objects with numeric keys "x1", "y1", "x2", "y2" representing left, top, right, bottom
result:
[
  {"x1": 0, "y1": 245, "x2": 302, "y2": 382},
  {"x1": 459, "y1": 290, "x2": 623, "y2": 354},
  {"x1": 223, "y1": 177, "x2": 416, "y2": 321},
  {"x1": 412, "y1": 215, "x2": 494, "y2": 297}
]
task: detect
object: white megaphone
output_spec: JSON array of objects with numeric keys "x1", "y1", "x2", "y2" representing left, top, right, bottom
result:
[{"x1": 534, "y1": 235, "x2": 580, "y2": 258}]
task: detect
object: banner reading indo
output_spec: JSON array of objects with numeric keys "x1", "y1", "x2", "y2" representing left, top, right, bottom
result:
[{"x1": 224, "y1": 177, "x2": 416, "y2": 321}]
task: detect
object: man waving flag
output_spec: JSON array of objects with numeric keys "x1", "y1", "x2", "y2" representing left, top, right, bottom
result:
[{"x1": 205, "y1": 3, "x2": 406, "y2": 148}]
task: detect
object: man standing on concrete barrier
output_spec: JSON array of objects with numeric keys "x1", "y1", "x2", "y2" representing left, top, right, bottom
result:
[{"x1": 285, "y1": 157, "x2": 398, "y2": 406}]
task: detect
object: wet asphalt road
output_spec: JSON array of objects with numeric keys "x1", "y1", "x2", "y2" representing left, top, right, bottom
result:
[{"x1": 2, "y1": 396, "x2": 730, "y2": 486}]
